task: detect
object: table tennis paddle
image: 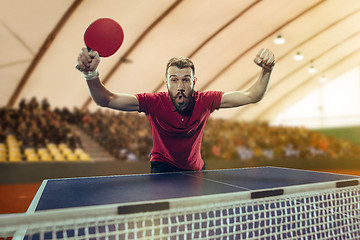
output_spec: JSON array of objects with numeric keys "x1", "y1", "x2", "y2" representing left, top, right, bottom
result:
[{"x1": 76, "y1": 18, "x2": 124, "y2": 71}]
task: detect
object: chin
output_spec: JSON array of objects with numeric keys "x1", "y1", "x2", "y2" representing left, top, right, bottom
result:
[
  {"x1": 177, "y1": 101, "x2": 190, "y2": 110},
  {"x1": 177, "y1": 107, "x2": 186, "y2": 111},
  {"x1": 173, "y1": 104, "x2": 185, "y2": 112}
]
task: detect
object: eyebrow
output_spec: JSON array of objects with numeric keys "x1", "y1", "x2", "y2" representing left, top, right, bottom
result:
[{"x1": 169, "y1": 75, "x2": 192, "y2": 78}]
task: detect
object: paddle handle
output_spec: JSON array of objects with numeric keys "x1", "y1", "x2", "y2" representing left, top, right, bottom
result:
[{"x1": 75, "y1": 47, "x2": 96, "y2": 72}]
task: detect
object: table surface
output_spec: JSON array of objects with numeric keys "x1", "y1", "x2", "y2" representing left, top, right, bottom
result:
[{"x1": 28, "y1": 166, "x2": 360, "y2": 212}]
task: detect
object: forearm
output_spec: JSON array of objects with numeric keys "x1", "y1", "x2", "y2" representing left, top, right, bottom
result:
[
  {"x1": 83, "y1": 71, "x2": 139, "y2": 111},
  {"x1": 220, "y1": 69, "x2": 272, "y2": 108},
  {"x1": 85, "y1": 73, "x2": 113, "y2": 107},
  {"x1": 246, "y1": 68, "x2": 272, "y2": 102}
]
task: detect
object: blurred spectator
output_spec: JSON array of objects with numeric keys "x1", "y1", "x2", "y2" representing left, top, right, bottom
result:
[
  {"x1": 67, "y1": 131, "x2": 83, "y2": 150},
  {"x1": 41, "y1": 98, "x2": 50, "y2": 111}
]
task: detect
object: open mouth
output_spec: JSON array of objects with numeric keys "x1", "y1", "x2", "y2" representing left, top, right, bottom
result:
[{"x1": 177, "y1": 94, "x2": 185, "y2": 104}]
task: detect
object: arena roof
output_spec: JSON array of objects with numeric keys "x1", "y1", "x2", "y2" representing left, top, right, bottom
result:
[{"x1": 2, "y1": 0, "x2": 360, "y2": 122}]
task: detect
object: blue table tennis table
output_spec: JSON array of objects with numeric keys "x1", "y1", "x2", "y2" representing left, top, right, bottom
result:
[
  {"x1": 28, "y1": 166, "x2": 359, "y2": 212},
  {"x1": 23, "y1": 167, "x2": 360, "y2": 239}
]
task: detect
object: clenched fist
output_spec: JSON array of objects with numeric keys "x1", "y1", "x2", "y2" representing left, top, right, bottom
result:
[{"x1": 254, "y1": 49, "x2": 275, "y2": 71}]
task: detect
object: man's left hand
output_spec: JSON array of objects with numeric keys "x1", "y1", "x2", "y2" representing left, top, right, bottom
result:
[{"x1": 254, "y1": 49, "x2": 275, "y2": 71}]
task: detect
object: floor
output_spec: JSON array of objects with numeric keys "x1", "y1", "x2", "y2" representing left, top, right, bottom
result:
[{"x1": 0, "y1": 182, "x2": 41, "y2": 214}]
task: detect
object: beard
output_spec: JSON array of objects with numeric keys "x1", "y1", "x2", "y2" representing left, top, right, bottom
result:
[{"x1": 169, "y1": 90, "x2": 193, "y2": 112}]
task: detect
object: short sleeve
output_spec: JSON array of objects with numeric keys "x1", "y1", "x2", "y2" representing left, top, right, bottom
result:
[
  {"x1": 135, "y1": 93, "x2": 152, "y2": 114},
  {"x1": 201, "y1": 91, "x2": 224, "y2": 113}
]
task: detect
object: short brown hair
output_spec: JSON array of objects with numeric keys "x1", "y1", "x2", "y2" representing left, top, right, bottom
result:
[{"x1": 166, "y1": 56, "x2": 195, "y2": 76}]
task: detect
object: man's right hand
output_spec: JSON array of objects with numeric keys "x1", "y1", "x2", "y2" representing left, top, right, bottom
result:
[{"x1": 77, "y1": 48, "x2": 100, "y2": 72}]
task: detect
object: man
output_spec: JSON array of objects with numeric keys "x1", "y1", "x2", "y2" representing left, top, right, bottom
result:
[{"x1": 77, "y1": 48, "x2": 275, "y2": 173}]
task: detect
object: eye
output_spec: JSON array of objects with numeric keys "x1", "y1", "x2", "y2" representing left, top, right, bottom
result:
[{"x1": 183, "y1": 78, "x2": 190, "y2": 83}]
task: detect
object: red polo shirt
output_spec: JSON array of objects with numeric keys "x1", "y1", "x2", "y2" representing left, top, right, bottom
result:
[{"x1": 136, "y1": 90, "x2": 224, "y2": 170}]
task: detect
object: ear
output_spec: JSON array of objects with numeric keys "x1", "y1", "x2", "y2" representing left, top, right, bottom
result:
[
  {"x1": 192, "y1": 77, "x2": 197, "y2": 88},
  {"x1": 164, "y1": 77, "x2": 169, "y2": 88}
]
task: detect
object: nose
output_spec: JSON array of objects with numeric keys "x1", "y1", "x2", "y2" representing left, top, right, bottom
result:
[{"x1": 177, "y1": 80, "x2": 185, "y2": 91}]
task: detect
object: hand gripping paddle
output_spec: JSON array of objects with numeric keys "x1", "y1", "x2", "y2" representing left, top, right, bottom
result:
[{"x1": 76, "y1": 18, "x2": 124, "y2": 71}]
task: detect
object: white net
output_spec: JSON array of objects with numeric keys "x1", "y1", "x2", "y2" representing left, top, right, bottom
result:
[{"x1": 1, "y1": 179, "x2": 359, "y2": 240}]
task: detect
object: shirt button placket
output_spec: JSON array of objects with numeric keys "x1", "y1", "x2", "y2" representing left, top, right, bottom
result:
[{"x1": 180, "y1": 117, "x2": 186, "y2": 127}]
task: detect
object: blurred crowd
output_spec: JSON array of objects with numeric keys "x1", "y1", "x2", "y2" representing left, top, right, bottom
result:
[
  {"x1": 202, "y1": 119, "x2": 360, "y2": 161},
  {"x1": 77, "y1": 109, "x2": 152, "y2": 161},
  {"x1": 1, "y1": 97, "x2": 360, "y2": 162},
  {"x1": 0, "y1": 97, "x2": 83, "y2": 154}
]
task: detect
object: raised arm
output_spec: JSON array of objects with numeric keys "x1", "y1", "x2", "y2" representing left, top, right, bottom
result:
[
  {"x1": 77, "y1": 48, "x2": 139, "y2": 111},
  {"x1": 220, "y1": 49, "x2": 275, "y2": 108}
]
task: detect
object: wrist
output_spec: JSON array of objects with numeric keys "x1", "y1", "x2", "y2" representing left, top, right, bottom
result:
[{"x1": 83, "y1": 70, "x2": 99, "y2": 80}]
